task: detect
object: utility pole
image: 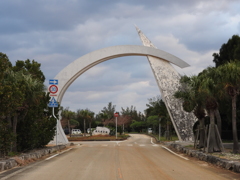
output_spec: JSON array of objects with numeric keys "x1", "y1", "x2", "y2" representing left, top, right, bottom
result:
[{"x1": 114, "y1": 112, "x2": 119, "y2": 139}]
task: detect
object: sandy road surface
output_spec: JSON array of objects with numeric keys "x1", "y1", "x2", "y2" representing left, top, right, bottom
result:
[{"x1": 1, "y1": 134, "x2": 239, "y2": 180}]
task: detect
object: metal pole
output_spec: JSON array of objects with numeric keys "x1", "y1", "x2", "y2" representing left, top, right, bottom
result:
[
  {"x1": 159, "y1": 118, "x2": 161, "y2": 141},
  {"x1": 115, "y1": 116, "x2": 117, "y2": 139},
  {"x1": 53, "y1": 107, "x2": 58, "y2": 146}
]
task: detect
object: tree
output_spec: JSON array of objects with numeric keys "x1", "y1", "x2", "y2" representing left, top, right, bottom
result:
[
  {"x1": 77, "y1": 109, "x2": 94, "y2": 136},
  {"x1": 144, "y1": 96, "x2": 174, "y2": 138},
  {"x1": 0, "y1": 52, "x2": 12, "y2": 79},
  {"x1": 130, "y1": 120, "x2": 146, "y2": 133},
  {"x1": 12, "y1": 59, "x2": 45, "y2": 82},
  {"x1": 175, "y1": 72, "x2": 224, "y2": 152},
  {"x1": 198, "y1": 67, "x2": 223, "y2": 135},
  {"x1": 121, "y1": 106, "x2": 142, "y2": 132},
  {"x1": 98, "y1": 112, "x2": 108, "y2": 126},
  {"x1": 213, "y1": 35, "x2": 240, "y2": 67},
  {"x1": 61, "y1": 107, "x2": 76, "y2": 137},
  {"x1": 116, "y1": 115, "x2": 131, "y2": 134},
  {"x1": 0, "y1": 55, "x2": 57, "y2": 154},
  {"x1": 101, "y1": 102, "x2": 116, "y2": 120},
  {"x1": 215, "y1": 61, "x2": 240, "y2": 153},
  {"x1": 147, "y1": 115, "x2": 159, "y2": 133},
  {"x1": 0, "y1": 57, "x2": 56, "y2": 153},
  {"x1": 87, "y1": 111, "x2": 94, "y2": 135},
  {"x1": 14, "y1": 60, "x2": 56, "y2": 151}
]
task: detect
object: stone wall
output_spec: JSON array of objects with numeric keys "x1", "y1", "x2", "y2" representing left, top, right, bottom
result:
[
  {"x1": 169, "y1": 143, "x2": 240, "y2": 173},
  {"x1": 0, "y1": 145, "x2": 66, "y2": 172}
]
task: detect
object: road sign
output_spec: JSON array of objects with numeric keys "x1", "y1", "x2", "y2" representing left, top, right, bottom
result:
[
  {"x1": 48, "y1": 97, "x2": 58, "y2": 107},
  {"x1": 49, "y1": 85, "x2": 58, "y2": 94},
  {"x1": 114, "y1": 112, "x2": 119, "y2": 117},
  {"x1": 49, "y1": 79, "x2": 58, "y2": 85}
]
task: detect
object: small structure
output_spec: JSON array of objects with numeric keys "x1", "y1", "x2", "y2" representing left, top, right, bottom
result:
[{"x1": 92, "y1": 126, "x2": 110, "y2": 135}]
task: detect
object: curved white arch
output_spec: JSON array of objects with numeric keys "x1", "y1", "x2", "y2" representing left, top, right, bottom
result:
[{"x1": 54, "y1": 45, "x2": 189, "y2": 103}]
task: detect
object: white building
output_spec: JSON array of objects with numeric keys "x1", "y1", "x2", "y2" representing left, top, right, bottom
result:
[{"x1": 92, "y1": 126, "x2": 110, "y2": 135}]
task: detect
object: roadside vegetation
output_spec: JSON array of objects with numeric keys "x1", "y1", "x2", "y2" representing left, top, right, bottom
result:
[
  {"x1": 0, "y1": 54, "x2": 57, "y2": 158},
  {"x1": 175, "y1": 35, "x2": 240, "y2": 153},
  {"x1": 62, "y1": 97, "x2": 176, "y2": 142}
]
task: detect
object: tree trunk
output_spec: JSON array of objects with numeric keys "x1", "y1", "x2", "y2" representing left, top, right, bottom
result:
[
  {"x1": 7, "y1": 115, "x2": 12, "y2": 128},
  {"x1": 214, "y1": 109, "x2": 222, "y2": 137},
  {"x1": 12, "y1": 114, "x2": 18, "y2": 152},
  {"x1": 231, "y1": 95, "x2": 239, "y2": 153},
  {"x1": 89, "y1": 121, "x2": 92, "y2": 136},
  {"x1": 68, "y1": 120, "x2": 71, "y2": 137},
  {"x1": 84, "y1": 119, "x2": 86, "y2": 137},
  {"x1": 198, "y1": 118, "x2": 205, "y2": 148},
  {"x1": 206, "y1": 110, "x2": 221, "y2": 153},
  {"x1": 166, "y1": 122, "x2": 170, "y2": 140}
]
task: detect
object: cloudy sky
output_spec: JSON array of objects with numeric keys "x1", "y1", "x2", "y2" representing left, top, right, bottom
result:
[{"x1": 1, "y1": 0, "x2": 240, "y2": 114}]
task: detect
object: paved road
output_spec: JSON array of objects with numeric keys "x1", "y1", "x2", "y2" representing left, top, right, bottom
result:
[{"x1": 1, "y1": 134, "x2": 239, "y2": 180}]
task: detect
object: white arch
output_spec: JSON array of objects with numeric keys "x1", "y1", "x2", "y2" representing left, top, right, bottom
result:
[{"x1": 54, "y1": 45, "x2": 189, "y2": 103}]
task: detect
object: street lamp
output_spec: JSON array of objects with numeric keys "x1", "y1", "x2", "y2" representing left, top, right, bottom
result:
[{"x1": 114, "y1": 112, "x2": 119, "y2": 139}]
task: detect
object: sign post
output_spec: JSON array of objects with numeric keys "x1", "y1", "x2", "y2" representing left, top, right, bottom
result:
[
  {"x1": 48, "y1": 79, "x2": 59, "y2": 145},
  {"x1": 114, "y1": 112, "x2": 119, "y2": 140}
]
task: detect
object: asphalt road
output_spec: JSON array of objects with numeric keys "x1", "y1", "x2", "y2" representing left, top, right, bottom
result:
[{"x1": 1, "y1": 134, "x2": 239, "y2": 180}]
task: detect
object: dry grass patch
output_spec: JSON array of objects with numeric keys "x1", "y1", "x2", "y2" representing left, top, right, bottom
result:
[{"x1": 68, "y1": 134, "x2": 129, "y2": 141}]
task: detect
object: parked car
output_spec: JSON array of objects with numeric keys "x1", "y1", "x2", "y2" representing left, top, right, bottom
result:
[
  {"x1": 148, "y1": 128, "x2": 153, "y2": 134},
  {"x1": 64, "y1": 129, "x2": 69, "y2": 135},
  {"x1": 71, "y1": 129, "x2": 82, "y2": 135}
]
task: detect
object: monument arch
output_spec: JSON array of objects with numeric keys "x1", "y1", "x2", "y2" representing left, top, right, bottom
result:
[{"x1": 49, "y1": 29, "x2": 197, "y2": 144}]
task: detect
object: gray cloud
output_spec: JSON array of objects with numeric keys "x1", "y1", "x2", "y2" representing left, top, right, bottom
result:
[{"x1": 1, "y1": 0, "x2": 240, "y2": 113}]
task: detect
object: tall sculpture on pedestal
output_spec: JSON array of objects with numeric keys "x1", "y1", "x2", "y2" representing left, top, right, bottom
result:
[{"x1": 136, "y1": 27, "x2": 197, "y2": 141}]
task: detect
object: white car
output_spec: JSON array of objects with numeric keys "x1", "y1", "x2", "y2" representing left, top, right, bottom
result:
[
  {"x1": 71, "y1": 129, "x2": 82, "y2": 135},
  {"x1": 148, "y1": 128, "x2": 153, "y2": 134}
]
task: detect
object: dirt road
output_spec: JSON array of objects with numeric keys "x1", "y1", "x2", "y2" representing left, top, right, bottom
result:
[{"x1": 1, "y1": 134, "x2": 239, "y2": 180}]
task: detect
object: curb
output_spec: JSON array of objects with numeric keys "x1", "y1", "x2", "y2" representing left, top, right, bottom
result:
[
  {"x1": 0, "y1": 145, "x2": 66, "y2": 172},
  {"x1": 169, "y1": 143, "x2": 240, "y2": 173}
]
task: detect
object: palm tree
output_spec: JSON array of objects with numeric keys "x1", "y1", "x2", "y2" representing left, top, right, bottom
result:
[
  {"x1": 61, "y1": 107, "x2": 76, "y2": 137},
  {"x1": 87, "y1": 111, "x2": 94, "y2": 136},
  {"x1": 99, "y1": 112, "x2": 108, "y2": 126},
  {"x1": 175, "y1": 73, "x2": 224, "y2": 152},
  {"x1": 78, "y1": 109, "x2": 93, "y2": 137},
  {"x1": 195, "y1": 70, "x2": 224, "y2": 152},
  {"x1": 199, "y1": 67, "x2": 223, "y2": 135},
  {"x1": 101, "y1": 102, "x2": 116, "y2": 120},
  {"x1": 216, "y1": 61, "x2": 240, "y2": 153},
  {"x1": 174, "y1": 75, "x2": 206, "y2": 148}
]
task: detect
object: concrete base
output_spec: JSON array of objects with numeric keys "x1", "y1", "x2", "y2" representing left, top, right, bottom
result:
[{"x1": 48, "y1": 120, "x2": 69, "y2": 145}]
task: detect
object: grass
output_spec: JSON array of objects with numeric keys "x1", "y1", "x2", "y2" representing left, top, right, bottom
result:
[
  {"x1": 150, "y1": 134, "x2": 179, "y2": 142},
  {"x1": 7, "y1": 151, "x2": 20, "y2": 157},
  {"x1": 68, "y1": 133, "x2": 178, "y2": 142},
  {"x1": 68, "y1": 134, "x2": 130, "y2": 141}
]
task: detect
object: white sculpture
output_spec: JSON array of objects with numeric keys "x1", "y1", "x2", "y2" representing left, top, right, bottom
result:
[
  {"x1": 49, "y1": 29, "x2": 196, "y2": 144},
  {"x1": 136, "y1": 26, "x2": 197, "y2": 141}
]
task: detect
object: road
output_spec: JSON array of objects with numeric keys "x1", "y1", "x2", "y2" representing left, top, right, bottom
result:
[{"x1": 1, "y1": 134, "x2": 239, "y2": 180}]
